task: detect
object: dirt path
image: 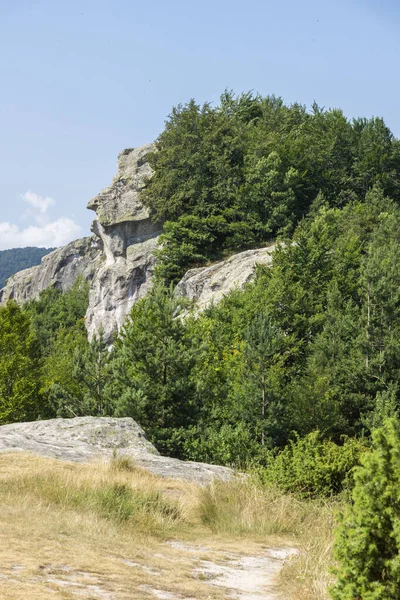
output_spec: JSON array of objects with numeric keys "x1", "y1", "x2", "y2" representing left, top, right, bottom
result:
[
  {"x1": 155, "y1": 541, "x2": 298, "y2": 600},
  {"x1": 0, "y1": 542, "x2": 297, "y2": 600}
]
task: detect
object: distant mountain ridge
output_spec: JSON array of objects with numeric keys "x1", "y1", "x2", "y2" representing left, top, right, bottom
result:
[{"x1": 0, "y1": 247, "x2": 55, "y2": 289}]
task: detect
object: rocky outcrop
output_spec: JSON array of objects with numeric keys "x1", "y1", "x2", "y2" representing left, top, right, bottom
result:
[
  {"x1": 85, "y1": 144, "x2": 161, "y2": 341},
  {"x1": 0, "y1": 236, "x2": 102, "y2": 305},
  {"x1": 88, "y1": 145, "x2": 156, "y2": 227},
  {"x1": 0, "y1": 143, "x2": 277, "y2": 342},
  {"x1": 0, "y1": 417, "x2": 234, "y2": 484},
  {"x1": 176, "y1": 246, "x2": 276, "y2": 311},
  {"x1": 0, "y1": 145, "x2": 161, "y2": 343},
  {"x1": 85, "y1": 237, "x2": 158, "y2": 341}
]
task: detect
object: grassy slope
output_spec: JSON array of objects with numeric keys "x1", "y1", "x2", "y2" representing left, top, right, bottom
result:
[{"x1": 0, "y1": 453, "x2": 338, "y2": 599}]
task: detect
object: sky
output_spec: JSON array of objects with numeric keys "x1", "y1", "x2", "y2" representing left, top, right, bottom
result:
[{"x1": 0, "y1": 0, "x2": 399, "y2": 250}]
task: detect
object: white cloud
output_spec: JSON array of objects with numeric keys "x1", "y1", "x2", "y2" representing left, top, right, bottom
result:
[
  {"x1": 0, "y1": 218, "x2": 82, "y2": 250},
  {"x1": 0, "y1": 191, "x2": 82, "y2": 250},
  {"x1": 22, "y1": 191, "x2": 55, "y2": 213}
]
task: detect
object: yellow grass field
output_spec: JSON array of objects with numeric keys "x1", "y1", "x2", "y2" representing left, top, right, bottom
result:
[{"x1": 0, "y1": 452, "x2": 337, "y2": 599}]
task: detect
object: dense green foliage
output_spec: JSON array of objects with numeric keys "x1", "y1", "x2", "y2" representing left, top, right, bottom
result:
[
  {"x1": 0, "y1": 246, "x2": 55, "y2": 289},
  {"x1": 261, "y1": 432, "x2": 365, "y2": 499},
  {"x1": 0, "y1": 301, "x2": 41, "y2": 423},
  {"x1": 25, "y1": 277, "x2": 89, "y2": 355},
  {"x1": 110, "y1": 286, "x2": 200, "y2": 455},
  {"x1": 141, "y1": 92, "x2": 400, "y2": 283},
  {"x1": 331, "y1": 419, "x2": 400, "y2": 600}
]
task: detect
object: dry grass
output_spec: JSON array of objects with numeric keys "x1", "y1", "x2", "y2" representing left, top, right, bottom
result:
[
  {"x1": 278, "y1": 500, "x2": 339, "y2": 600},
  {"x1": 0, "y1": 452, "x2": 339, "y2": 599},
  {"x1": 0, "y1": 453, "x2": 224, "y2": 599},
  {"x1": 198, "y1": 477, "x2": 308, "y2": 536},
  {"x1": 197, "y1": 477, "x2": 340, "y2": 600}
]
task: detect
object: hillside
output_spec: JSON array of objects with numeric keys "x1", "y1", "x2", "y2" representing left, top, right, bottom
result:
[{"x1": 0, "y1": 247, "x2": 55, "y2": 289}]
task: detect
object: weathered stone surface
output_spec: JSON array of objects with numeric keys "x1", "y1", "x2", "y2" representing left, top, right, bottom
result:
[
  {"x1": 84, "y1": 144, "x2": 162, "y2": 341},
  {"x1": 0, "y1": 142, "x2": 278, "y2": 342},
  {"x1": 85, "y1": 237, "x2": 158, "y2": 341},
  {"x1": 0, "y1": 417, "x2": 234, "y2": 484},
  {"x1": 0, "y1": 144, "x2": 160, "y2": 343},
  {"x1": 0, "y1": 236, "x2": 102, "y2": 305},
  {"x1": 87, "y1": 144, "x2": 158, "y2": 237},
  {"x1": 176, "y1": 245, "x2": 276, "y2": 311}
]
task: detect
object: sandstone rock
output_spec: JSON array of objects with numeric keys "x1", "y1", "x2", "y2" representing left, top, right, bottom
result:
[
  {"x1": 176, "y1": 245, "x2": 276, "y2": 311},
  {"x1": 0, "y1": 417, "x2": 234, "y2": 484}
]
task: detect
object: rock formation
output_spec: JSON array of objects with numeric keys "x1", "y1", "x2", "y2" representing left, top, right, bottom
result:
[
  {"x1": 0, "y1": 236, "x2": 102, "y2": 304},
  {"x1": 0, "y1": 145, "x2": 161, "y2": 343},
  {"x1": 176, "y1": 246, "x2": 276, "y2": 310},
  {"x1": 0, "y1": 143, "x2": 276, "y2": 342},
  {"x1": 84, "y1": 144, "x2": 161, "y2": 341},
  {"x1": 0, "y1": 416, "x2": 234, "y2": 484}
]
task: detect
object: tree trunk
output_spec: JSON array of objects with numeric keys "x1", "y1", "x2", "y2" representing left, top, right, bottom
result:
[
  {"x1": 261, "y1": 373, "x2": 265, "y2": 446},
  {"x1": 366, "y1": 282, "x2": 371, "y2": 369}
]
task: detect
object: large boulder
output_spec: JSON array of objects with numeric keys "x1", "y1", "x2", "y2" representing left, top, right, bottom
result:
[
  {"x1": 176, "y1": 246, "x2": 276, "y2": 311},
  {"x1": 0, "y1": 417, "x2": 234, "y2": 484}
]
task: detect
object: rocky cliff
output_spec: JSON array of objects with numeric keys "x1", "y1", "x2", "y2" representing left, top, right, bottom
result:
[
  {"x1": 84, "y1": 144, "x2": 161, "y2": 341},
  {"x1": 0, "y1": 144, "x2": 275, "y2": 341},
  {"x1": 0, "y1": 145, "x2": 161, "y2": 343}
]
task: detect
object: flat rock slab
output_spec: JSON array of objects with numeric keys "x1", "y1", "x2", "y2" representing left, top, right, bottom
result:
[{"x1": 0, "y1": 416, "x2": 234, "y2": 484}]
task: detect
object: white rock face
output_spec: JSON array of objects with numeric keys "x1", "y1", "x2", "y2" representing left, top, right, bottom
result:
[
  {"x1": 85, "y1": 237, "x2": 158, "y2": 341},
  {"x1": 0, "y1": 416, "x2": 234, "y2": 484},
  {"x1": 0, "y1": 143, "x2": 277, "y2": 341},
  {"x1": 84, "y1": 144, "x2": 161, "y2": 341},
  {"x1": 0, "y1": 144, "x2": 161, "y2": 343},
  {"x1": 176, "y1": 246, "x2": 276, "y2": 311},
  {"x1": 0, "y1": 236, "x2": 102, "y2": 305}
]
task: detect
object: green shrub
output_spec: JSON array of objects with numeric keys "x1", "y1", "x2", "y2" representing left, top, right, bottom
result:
[{"x1": 261, "y1": 431, "x2": 366, "y2": 498}]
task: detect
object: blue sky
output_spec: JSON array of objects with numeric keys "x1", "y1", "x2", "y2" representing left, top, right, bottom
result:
[{"x1": 0, "y1": 0, "x2": 399, "y2": 249}]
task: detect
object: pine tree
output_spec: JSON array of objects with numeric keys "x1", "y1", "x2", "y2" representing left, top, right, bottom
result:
[
  {"x1": 244, "y1": 312, "x2": 281, "y2": 446},
  {"x1": 111, "y1": 285, "x2": 196, "y2": 455},
  {"x1": 331, "y1": 418, "x2": 400, "y2": 600},
  {"x1": 0, "y1": 301, "x2": 41, "y2": 423}
]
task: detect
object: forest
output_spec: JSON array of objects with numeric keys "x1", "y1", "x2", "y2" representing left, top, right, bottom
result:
[{"x1": 2, "y1": 92, "x2": 400, "y2": 597}]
